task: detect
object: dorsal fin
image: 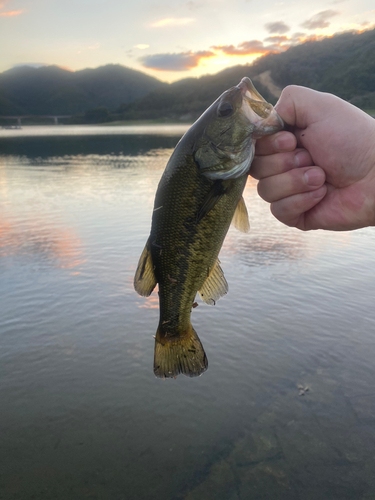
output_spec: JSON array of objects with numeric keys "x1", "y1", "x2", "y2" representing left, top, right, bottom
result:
[
  {"x1": 232, "y1": 196, "x2": 250, "y2": 233},
  {"x1": 134, "y1": 237, "x2": 157, "y2": 297},
  {"x1": 198, "y1": 258, "x2": 228, "y2": 305}
]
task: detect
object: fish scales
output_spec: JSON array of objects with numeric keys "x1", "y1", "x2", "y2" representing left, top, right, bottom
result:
[
  {"x1": 152, "y1": 157, "x2": 246, "y2": 325},
  {"x1": 134, "y1": 77, "x2": 283, "y2": 378}
]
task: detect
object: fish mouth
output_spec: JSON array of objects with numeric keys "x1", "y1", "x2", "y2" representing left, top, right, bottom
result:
[
  {"x1": 238, "y1": 77, "x2": 267, "y2": 102},
  {"x1": 237, "y1": 77, "x2": 284, "y2": 135}
]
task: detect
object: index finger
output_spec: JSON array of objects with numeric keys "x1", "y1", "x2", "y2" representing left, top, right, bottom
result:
[{"x1": 255, "y1": 131, "x2": 297, "y2": 156}]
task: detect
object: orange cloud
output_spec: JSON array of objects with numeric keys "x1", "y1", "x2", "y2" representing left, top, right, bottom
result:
[
  {"x1": 213, "y1": 38, "x2": 291, "y2": 57},
  {"x1": 264, "y1": 35, "x2": 290, "y2": 44},
  {"x1": 212, "y1": 40, "x2": 270, "y2": 56},
  {"x1": 141, "y1": 50, "x2": 215, "y2": 71},
  {"x1": 0, "y1": 9, "x2": 23, "y2": 16}
]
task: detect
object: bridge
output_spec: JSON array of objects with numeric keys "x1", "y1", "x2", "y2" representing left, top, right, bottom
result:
[{"x1": 1, "y1": 115, "x2": 72, "y2": 126}]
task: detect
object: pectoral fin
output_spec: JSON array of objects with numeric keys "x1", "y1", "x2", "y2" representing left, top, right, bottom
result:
[
  {"x1": 196, "y1": 180, "x2": 226, "y2": 223},
  {"x1": 199, "y1": 259, "x2": 228, "y2": 305},
  {"x1": 232, "y1": 196, "x2": 250, "y2": 233},
  {"x1": 134, "y1": 237, "x2": 157, "y2": 297}
]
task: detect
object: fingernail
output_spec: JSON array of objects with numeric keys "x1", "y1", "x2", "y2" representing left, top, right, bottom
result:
[
  {"x1": 274, "y1": 133, "x2": 295, "y2": 151},
  {"x1": 294, "y1": 150, "x2": 311, "y2": 167},
  {"x1": 304, "y1": 168, "x2": 325, "y2": 187}
]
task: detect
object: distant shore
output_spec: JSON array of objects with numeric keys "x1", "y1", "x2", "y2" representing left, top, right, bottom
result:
[
  {"x1": 1, "y1": 108, "x2": 374, "y2": 129},
  {"x1": 0, "y1": 123, "x2": 191, "y2": 138},
  {"x1": 1, "y1": 118, "x2": 192, "y2": 128}
]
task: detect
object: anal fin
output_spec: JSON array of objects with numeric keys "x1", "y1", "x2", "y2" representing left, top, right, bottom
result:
[
  {"x1": 198, "y1": 258, "x2": 228, "y2": 305},
  {"x1": 232, "y1": 196, "x2": 250, "y2": 233},
  {"x1": 134, "y1": 237, "x2": 157, "y2": 297}
]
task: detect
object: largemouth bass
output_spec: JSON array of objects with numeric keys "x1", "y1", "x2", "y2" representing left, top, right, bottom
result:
[{"x1": 134, "y1": 77, "x2": 283, "y2": 378}]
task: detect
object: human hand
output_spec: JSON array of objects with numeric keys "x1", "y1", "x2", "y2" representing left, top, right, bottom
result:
[{"x1": 251, "y1": 85, "x2": 375, "y2": 230}]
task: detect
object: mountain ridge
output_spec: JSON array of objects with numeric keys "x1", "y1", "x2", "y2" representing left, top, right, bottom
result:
[
  {"x1": 0, "y1": 28, "x2": 374, "y2": 119},
  {"x1": 0, "y1": 64, "x2": 166, "y2": 116}
]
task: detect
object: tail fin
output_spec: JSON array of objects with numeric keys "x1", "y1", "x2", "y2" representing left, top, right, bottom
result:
[{"x1": 154, "y1": 324, "x2": 208, "y2": 378}]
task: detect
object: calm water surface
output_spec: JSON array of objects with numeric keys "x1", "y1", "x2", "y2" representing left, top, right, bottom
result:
[{"x1": 1, "y1": 125, "x2": 375, "y2": 499}]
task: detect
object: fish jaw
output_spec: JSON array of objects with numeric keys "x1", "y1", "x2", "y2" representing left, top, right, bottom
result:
[{"x1": 238, "y1": 77, "x2": 284, "y2": 138}]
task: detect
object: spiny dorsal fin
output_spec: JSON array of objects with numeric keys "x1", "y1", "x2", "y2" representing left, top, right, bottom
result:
[
  {"x1": 134, "y1": 237, "x2": 157, "y2": 297},
  {"x1": 198, "y1": 259, "x2": 228, "y2": 305},
  {"x1": 232, "y1": 196, "x2": 250, "y2": 233}
]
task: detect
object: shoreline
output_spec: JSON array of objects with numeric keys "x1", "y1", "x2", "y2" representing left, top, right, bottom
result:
[{"x1": 0, "y1": 122, "x2": 192, "y2": 138}]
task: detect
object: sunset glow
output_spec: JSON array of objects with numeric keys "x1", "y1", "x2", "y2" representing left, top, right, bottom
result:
[
  {"x1": 0, "y1": 9, "x2": 23, "y2": 16},
  {"x1": 0, "y1": 0, "x2": 374, "y2": 81}
]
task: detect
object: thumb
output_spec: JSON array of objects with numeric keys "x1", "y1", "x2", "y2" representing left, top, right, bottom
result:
[{"x1": 275, "y1": 85, "x2": 334, "y2": 129}]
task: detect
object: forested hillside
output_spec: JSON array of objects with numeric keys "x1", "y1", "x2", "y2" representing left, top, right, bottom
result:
[
  {"x1": 256, "y1": 28, "x2": 375, "y2": 105},
  {"x1": 0, "y1": 28, "x2": 374, "y2": 121},
  {"x1": 0, "y1": 64, "x2": 166, "y2": 116}
]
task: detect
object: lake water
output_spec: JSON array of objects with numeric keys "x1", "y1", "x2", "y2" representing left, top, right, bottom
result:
[{"x1": 1, "y1": 125, "x2": 375, "y2": 499}]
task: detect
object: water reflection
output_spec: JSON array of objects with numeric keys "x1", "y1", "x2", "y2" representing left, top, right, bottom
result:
[
  {"x1": 1, "y1": 128, "x2": 375, "y2": 499},
  {"x1": 225, "y1": 232, "x2": 307, "y2": 266},
  {"x1": 137, "y1": 293, "x2": 159, "y2": 309},
  {"x1": 0, "y1": 215, "x2": 85, "y2": 270}
]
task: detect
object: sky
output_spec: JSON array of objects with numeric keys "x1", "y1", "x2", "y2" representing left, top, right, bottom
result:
[{"x1": 0, "y1": 0, "x2": 374, "y2": 82}]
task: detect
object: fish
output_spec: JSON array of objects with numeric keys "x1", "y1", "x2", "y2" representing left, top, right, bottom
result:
[{"x1": 134, "y1": 77, "x2": 283, "y2": 379}]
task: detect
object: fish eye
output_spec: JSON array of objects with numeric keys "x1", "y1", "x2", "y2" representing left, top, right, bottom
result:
[{"x1": 218, "y1": 102, "x2": 233, "y2": 118}]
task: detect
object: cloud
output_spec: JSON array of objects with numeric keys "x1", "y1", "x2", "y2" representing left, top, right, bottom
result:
[
  {"x1": 0, "y1": 9, "x2": 23, "y2": 16},
  {"x1": 265, "y1": 21, "x2": 290, "y2": 34},
  {"x1": 291, "y1": 31, "x2": 306, "y2": 39},
  {"x1": 0, "y1": 1, "x2": 23, "y2": 16},
  {"x1": 301, "y1": 10, "x2": 340, "y2": 30},
  {"x1": 151, "y1": 17, "x2": 194, "y2": 27},
  {"x1": 141, "y1": 50, "x2": 214, "y2": 71},
  {"x1": 212, "y1": 40, "x2": 269, "y2": 56},
  {"x1": 264, "y1": 35, "x2": 289, "y2": 43},
  {"x1": 262, "y1": 32, "x2": 322, "y2": 50}
]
